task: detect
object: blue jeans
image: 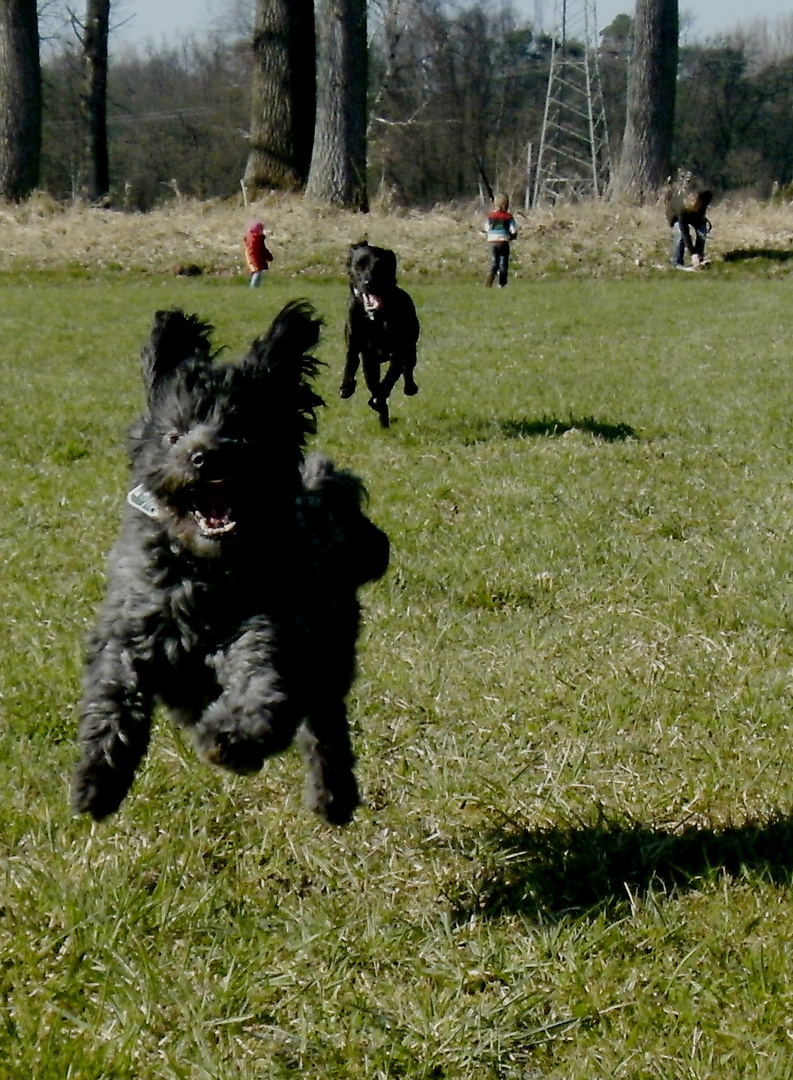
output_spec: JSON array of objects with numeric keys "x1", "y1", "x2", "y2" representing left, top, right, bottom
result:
[
  {"x1": 250, "y1": 271, "x2": 263, "y2": 287},
  {"x1": 672, "y1": 221, "x2": 707, "y2": 266},
  {"x1": 489, "y1": 242, "x2": 510, "y2": 286}
]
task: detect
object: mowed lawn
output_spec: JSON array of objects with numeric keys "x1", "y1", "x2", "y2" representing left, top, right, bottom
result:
[{"x1": 2, "y1": 269, "x2": 793, "y2": 1078}]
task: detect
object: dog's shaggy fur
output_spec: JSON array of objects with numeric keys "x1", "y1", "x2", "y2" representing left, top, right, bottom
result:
[
  {"x1": 339, "y1": 242, "x2": 421, "y2": 428},
  {"x1": 72, "y1": 300, "x2": 389, "y2": 825}
]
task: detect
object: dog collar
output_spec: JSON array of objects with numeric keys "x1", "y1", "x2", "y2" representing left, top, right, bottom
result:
[{"x1": 127, "y1": 483, "x2": 165, "y2": 520}]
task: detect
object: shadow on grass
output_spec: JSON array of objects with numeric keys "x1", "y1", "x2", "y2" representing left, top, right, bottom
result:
[
  {"x1": 440, "y1": 414, "x2": 638, "y2": 445},
  {"x1": 455, "y1": 813, "x2": 793, "y2": 920},
  {"x1": 499, "y1": 416, "x2": 637, "y2": 441},
  {"x1": 722, "y1": 248, "x2": 793, "y2": 263}
]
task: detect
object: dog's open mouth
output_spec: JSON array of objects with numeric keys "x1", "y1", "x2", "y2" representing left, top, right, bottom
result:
[
  {"x1": 360, "y1": 291, "x2": 382, "y2": 315},
  {"x1": 190, "y1": 479, "x2": 236, "y2": 538}
]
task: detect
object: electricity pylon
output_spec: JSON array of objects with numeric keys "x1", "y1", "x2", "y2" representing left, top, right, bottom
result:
[{"x1": 533, "y1": 0, "x2": 610, "y2": 204}]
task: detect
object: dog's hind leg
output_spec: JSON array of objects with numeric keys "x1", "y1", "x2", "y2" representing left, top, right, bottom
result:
[
  {"x1": 401, "y1": 344, "x2": 419, "y2": 396},
  {"x1": 72, "y1": 638, "x2": 154, "y2": 820},
  {"x1": 368, "y1": 396, "x2": 390, "y2": 427},
  {"x1": 380, "y1": 351, "x2": 417, "y2": 402},
  {"x1": 295, "y1": 597, "x2": 362, "y2": 824},
  {"x1": 296, "y1": 706, "x2": 359, "y2": 825},
  {"x1": 362, "y1": 353, "x2": 390, "y2": 427},
  {"x1": 194, "y1": 620, "x2": 300, "y2": 775}
]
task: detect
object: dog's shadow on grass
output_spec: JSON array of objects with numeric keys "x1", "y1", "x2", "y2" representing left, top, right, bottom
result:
[
  {"x1": 499, "y1": 416, "x2": 637, "y2": 442},
  {"x1": 446, "y1": 415, "x2": 638, "y2": 445},
  {"x1": 454, "y1": 813, "x2": 793, "y2": 921},
  {"x1": 722, "y1": 248, "x2": 793, "y2": 264}
]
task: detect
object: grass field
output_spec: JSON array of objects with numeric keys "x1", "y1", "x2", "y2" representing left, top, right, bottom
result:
[{"x1": 3, "y1": 203, "x2": 793, "y2": 1077}]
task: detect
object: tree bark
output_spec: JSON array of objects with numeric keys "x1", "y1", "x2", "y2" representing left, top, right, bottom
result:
[
  {"x1": 611, "y1": 0, "x2": 678, "y2": 204},
  {"x1": 0, "y1": 0, "x2": 41, "y2": 201},
  {"x1": 243, "y1": 0, "x2": 316, "y2": 195},
  {"x1": 83, "y1": 0, "x2": 111, "y2": 200},
  {"x1": 305, "y1": 0, "x2": 368, "y2": 210}
]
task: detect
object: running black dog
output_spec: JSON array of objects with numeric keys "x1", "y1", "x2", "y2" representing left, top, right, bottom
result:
[
  {"x1": 339, "y1": 242, "x2": 420, "y2": 428},
  {"x1": 72, "y1": 301, "x2": 389, "y2": 826}
]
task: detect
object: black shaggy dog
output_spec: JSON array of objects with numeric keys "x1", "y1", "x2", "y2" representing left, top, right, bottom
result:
[
  {"x1": 339, "y1": 242, "x2": 421, "y2": 428},
  {"x1": 72, "y1": 301, "x2": 389, "y2": 826}
]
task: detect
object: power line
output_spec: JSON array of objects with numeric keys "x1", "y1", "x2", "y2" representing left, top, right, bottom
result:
[{"x1": 534, "y1": 0, "x2": 611, "y2": 204}]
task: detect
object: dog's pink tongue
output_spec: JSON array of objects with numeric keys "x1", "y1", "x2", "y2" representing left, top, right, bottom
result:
[
  {"x1": 206, "y1": 509, "x2": 228, "y2": 529},
  {"x1": 202, "y1": 485, "x2": 232, "y2": 530},
  {"x1": 363, "y1": 292, "x2": 382, "y2": 313},
  {"x1": 207, "y1": 494, "x2": 231, "y2": 529}
]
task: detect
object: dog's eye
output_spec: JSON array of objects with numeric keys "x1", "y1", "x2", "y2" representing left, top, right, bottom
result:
[{"x1": 164, "y1": 431, "x2": 180, "y2": 446}]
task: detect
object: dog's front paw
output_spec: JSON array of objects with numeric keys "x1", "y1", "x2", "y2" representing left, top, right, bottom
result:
[
  {"x1": 305, "y1": 771, "x2": 360, "y2": 826},
  {"x1": 403, "y1": 377, "x2": 418, "y2": 396},
  {"x1": 199, "y1": 731, "x2": 266, "y2": 774},
  {"x1": 72, "y1": 757, "x2": 129, "y2": 821},
  {"x1": 339, "y1": 379, "x2": 356, "y2": 399},
  {"x1": 195, "y1": 704, "x2": 295, "y2": 774},
  {"x1": 296, "y1": 722, "x2": 360, "y2": 825}
]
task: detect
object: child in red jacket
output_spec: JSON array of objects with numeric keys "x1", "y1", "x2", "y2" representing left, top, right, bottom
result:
[{"x1": 244, "y1": 220, "x2": 274, "y2": 287}]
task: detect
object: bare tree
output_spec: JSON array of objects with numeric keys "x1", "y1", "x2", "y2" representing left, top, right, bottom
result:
[
  {"x1": 611, "y1": 0, "x2": 678, "y2": 203},
  {"x1": 305, "y1": 0, "x2": 368, "y2": 209},
  {"x1": 243, "y1": 0, "x2": 315, "y2": 195},
  {"x1": 81, "y1": 0, "x2": 111, "y2": 199},
  {"x1": 0, "y1": 0, "x2": 42, "y2": 200}
]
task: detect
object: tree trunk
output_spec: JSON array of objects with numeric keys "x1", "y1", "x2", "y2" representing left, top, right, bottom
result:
[
  {"x1": 305, "y1": 0, "x2": 368, "y2": 210},
  {"x1": 243, "y1": 0, "x2": 316, "y2": 195},
  {"x1": 0, "y1": 0, "x2": 41, "y2": 201},
  {"x1": 83, "y1": 0, "x2": 111, "y2": 200},
  {"x1": 611, "y1": 0, "x2": 678, "y2": 204}
]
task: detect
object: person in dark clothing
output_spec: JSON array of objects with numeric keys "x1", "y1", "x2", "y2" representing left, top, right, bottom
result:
[{"x1": 665, "y1": 186, "x2": 713, "y2": 269}]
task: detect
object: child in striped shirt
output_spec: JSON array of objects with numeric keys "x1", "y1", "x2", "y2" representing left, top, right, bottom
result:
[{"x1": 485, "y1": 194, "x2": 518, "y2": 287}]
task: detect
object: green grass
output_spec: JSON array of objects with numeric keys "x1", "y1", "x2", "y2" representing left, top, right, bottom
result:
[{"x1": 3, "y1": 269, "x2": 793, "y2": 1077}]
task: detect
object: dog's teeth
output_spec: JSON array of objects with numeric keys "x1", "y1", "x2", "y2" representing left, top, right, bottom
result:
[{"x1": 194, "y1": 511, "x2": 236, "y2": 538}]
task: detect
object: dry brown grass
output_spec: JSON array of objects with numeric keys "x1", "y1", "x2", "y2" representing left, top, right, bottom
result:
[{"x1": 1, "y1": 190, "x2": 793, "y2": 278}]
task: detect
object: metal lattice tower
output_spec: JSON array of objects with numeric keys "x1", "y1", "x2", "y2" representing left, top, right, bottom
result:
[{"x1": 533, "y1": 0, "x2": 611, "y2": 204}]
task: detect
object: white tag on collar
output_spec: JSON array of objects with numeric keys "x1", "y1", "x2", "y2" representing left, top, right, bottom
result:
[{"x1": 127, "y1": 483, "x2": 164, "y2": 520}]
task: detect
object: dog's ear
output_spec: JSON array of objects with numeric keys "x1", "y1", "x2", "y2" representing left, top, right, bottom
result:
[
  {"x1": 141, "y1": 309, "x2": 214, "y2": 399},
  {"x1": 243, "y1": 299, "x2": 325, "y2": 441},
  {"x1": 347, "y1": 240, "x2": 368, "y2": 269},
  {"x1": 381, "y1": 248, "x2": 398, "y2": 281}
]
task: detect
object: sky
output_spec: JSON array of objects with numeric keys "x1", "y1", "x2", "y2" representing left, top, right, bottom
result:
[
  {"x1": 109, "y1": 0, "x2": 793, "y2": 49},
  {"x1": 592, "y1": 0, "x2": 793, "y2": 38},
  {"x1": 111, "y1": 0, "x2": 221, "y2": 46}
]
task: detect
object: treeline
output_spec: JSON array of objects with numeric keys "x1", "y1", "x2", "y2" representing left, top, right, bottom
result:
[
  {"x1": 41, "y1": 38, "x2": 252, "y2": 208},
  {"x1": 38, "y1": 4, "x2": 793, "y2": 210}
]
